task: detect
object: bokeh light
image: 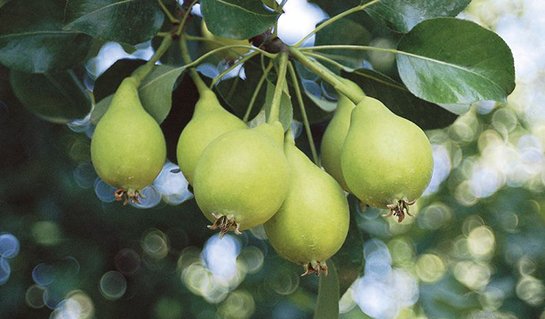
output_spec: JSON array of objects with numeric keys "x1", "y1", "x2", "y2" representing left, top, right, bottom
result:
[
  {"x1": 0, "y1": 233, "x2": 20, "y2": 259},
  {"x1": 99, "y1": 271, "x2": 127, "y2": 301}
]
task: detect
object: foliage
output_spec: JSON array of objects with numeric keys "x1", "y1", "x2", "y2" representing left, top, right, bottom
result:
[{"x1": 1, "y1": 1, "x2": 539, "y2": 319}]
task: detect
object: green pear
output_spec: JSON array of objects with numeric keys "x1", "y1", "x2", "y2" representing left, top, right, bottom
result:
[
  {"x1": 265, "y1": 135, "x2": 349, "y2": 276},
  {"x1": 341, "y1": 97, "x2": 433, "y2": 222},
  {"x1": 320, "y1": 80, "x2": 365, "y2": 191},
  {"x1": 176, "y1": 89, "x2": 246, "y2": 184},
  {"x1": 91, "y1": 77, "x2": 166, "y2": 202},
  {"x1": 192, "y1": 121, "x2": 290, "y2": 235}
]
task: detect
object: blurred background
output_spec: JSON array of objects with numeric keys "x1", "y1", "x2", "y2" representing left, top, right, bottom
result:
[{"x1": 1, "y1": 0, "x2": 545, "y2": 318}]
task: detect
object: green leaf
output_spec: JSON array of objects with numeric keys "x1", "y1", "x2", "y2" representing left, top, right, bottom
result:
[
  {"x1": 315, "y1": 18, "x2": 371, "y2": 70},
  {"x1": 0, "y1": 0, "x2": 92, "y2": 73},
  {"x1": 139, "y1": 65, "x2": 186, "y2": 123},
  {"x1": 64, "y1": 0, "x2": 164, "y2": 45},
  {"x1": 10, "y1": 70, "x2": 92, "y2": 123},
  {"x1": 313, "y1": 260, "x2": 340, "y2": 319},
  {"x1": 308, "y1": 0, "x2": 361, "y2": 16},
  {"x1": 264, "y1": 81, "x2": 293, "y2": 131},
  {"x1": 343, "y1": 69, "x2": 458, "y2": 129},
  {"x1": 91, "y1": 65, "x2": 185, "y2": 124},
  {"x1": 365, "y1": 0, "x2": 471, "y2": 33},
  {"x1": 331, "y1": 195, "x2": 365, "y2": 297},
  {"x1": 201, "y1": 0, "x2": 281, "y2": 39},
  {"x1": 396, "y1": 18, "x2": 516, "y2": 105}
]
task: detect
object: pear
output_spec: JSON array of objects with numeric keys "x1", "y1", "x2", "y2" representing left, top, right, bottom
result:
[
  {"x1": 341, "y1": 97, "x2": 433, "y2": 222},
  {"x1": 192, "y1": 121, "x2": 290, "y2": 235},
  {"x1": 320, "y1": 80, "x2": 365, "y2": 191},
  {"x1": 176, "y1": 88, "x2": 246, "y2": 184},
  {"x1": 264, "y1": 135, "x2": 349, "y2": 276},
  {"x1": 91, "y1": 77, "x2": 166, "y2": 203}
]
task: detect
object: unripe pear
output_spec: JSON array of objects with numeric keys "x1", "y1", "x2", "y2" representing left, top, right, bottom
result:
[
  {"x1": 176, "y1": 89, "x2": 246, "y2": 184},
  {"x1": 91, "y1": 77, "x2": 166, "y2": 203},
  {"x1": 321, "y1": 80, "x2": 365, "y2": 191},
  {"x1": 192, "y1": 121, "x2": 290, "y2": 235},
  {"x1": 265, "y1": 135, "x2": 349, "y2": 275},
  {"x1": 341, "y1": 97, "x2": 433, "y2": 222}
]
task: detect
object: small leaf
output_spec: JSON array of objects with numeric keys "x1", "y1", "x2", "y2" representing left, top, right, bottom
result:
[
  {"x1": 315, "y1": 18, "x2": 371, "y2": 70},
  {"x1": 201, "y1": 0, "x2": 281, "y2": 39},
  {"x1": 396, "y1": 18, "x2": 515, "y2": 105},
  {"x1": 0, "y1": 0, "x2": 92, "y2": 73},
  {"x1": 343, "y1": 69, "x2": 458, "y2": 129},
  {"x1": 10, "y1": 70, "x2": 92, "y2": 123},
  {"x1": 139, "y1": 65, "x2": 186, "y2": 123},
  {"x1": 264, "y1": 81, "x2": 293, "y2": 131},
  {"x1": 313, "y1": 260, "x2": 340, "y2": 319},
  {"x1": 365, "y1": 0, "x2": 471, "y2": 33},
  {"x1": 64, "y1": 0, "x2": 164, "y2": 45},
  {"x1": 92, "y1": 65, "x2": 185, "y2": 124}
]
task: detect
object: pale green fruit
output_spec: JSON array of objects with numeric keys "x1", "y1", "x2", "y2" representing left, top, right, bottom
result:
[
  {"x1": 341, "y1": 97, "x2": 433, "y2": 222},
  {"x1": 176, "y1": 89, "x2": 246, "y2": 184},
  {"x1": 264, "y1": 136, "x2": 349, "y2": 276},
  {"x1": 321, "y1": 80, "x2": 365, "y2": 191},
  {"x1": 192, "y1": 121, "x2": 290, "y2": 235},
  {"x1": 91, "y1": 77, "x2": 166, "y2": 201}
]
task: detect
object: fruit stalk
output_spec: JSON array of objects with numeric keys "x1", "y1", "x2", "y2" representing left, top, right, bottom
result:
[
  {"x1": 287, "y1": 61, "x2": 319, "y2": 164},
  {"x1": 131, "y1": 35, "x2": 173, "y2": 84},
  {"x1": 268, "y1": 51, "x2": 289, "y2": 124},
  {"x1": 288, "y1": 47, "x2": 364, "y2": 104},
  {"x1": 180, "y1": 34, "x2": 209, "y2": 94}
]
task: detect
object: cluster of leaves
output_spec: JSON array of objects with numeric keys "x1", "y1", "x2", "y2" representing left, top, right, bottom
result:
[{"x1": 0, "y1": 0, "x2": 520, "y2": 318}]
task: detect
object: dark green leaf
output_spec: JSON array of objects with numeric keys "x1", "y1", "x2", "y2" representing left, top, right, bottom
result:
[
  {"x1": 331, "y1": 195, "x2": 365, "y2": 297},
  {"x1": 308, "y1": 0, "x2": 361, "y2": 16},
  {"x1": 315, "y1": 18, "x2": 371, "y2": 70},
  {"x1": 64, "y1": 0, "x2": 164, "y2": 45},
  {"x1": 139, "y1": 65, "x2": 186, "y2": 123},
  {"x1": 396, "y1": 18, "x2": 516, "y2": 105},
  {"x1": 313, "y1": 260, "x2": 339, "y2": 319},
  {"x1": 93, "y1": 59, "x2": 147, "y2": 102},
  {"x1": 365, "y1": 0, "x2": 471, "y2": 33},
  {"x1": 201, "y1": 0, "x2": 281, "y2": 39},
  {"x1": 343, "y1": 69, "x2": 458, "y2": 129},
  {"x1": 0, "y1": 0, "x2": 92, "y2": 73},
  {"x1": 92, "y1": 65, "x2": 185, "y2": 124},
  {"x1": 263, "y1": 81, "x2": 292, "y2": 131},
  {"x1": 10, "y1": 70, "x2": 92, "y2": 123}
]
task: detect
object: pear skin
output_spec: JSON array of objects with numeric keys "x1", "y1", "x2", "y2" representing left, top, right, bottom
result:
[
  {"x1": 91, "y1": 77, "x2": 166, "y2": 201},
  {"x1": 265, "y1": 136, "x2": 349, "y2": 276},
  {"x1": 321, "y1": 80, "x2": 364, "y2": 191},
  {"x1": 176, "y1": 89, "x2": 246, "y2": 184},
  {"x1": 192, "y1": 121, "x2": 289, "y2": 235},
  {"x1": 341, "y1": 97, "x2": 433, "y2": 221}
]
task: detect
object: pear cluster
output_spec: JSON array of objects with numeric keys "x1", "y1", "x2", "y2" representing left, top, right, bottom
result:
[
  {"x1": 321, "y1": 87, "x2": 434, "y2": 222},
  {"x1": 176, "y1": 88, "x2": 349, "y2": 275}
]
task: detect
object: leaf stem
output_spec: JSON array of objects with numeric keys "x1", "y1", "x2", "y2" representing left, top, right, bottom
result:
[
  {"x1": 288, "y1": 62, "x2": 319, "y2": 164},
  {"x1": 244, "y1": 61, "x2": 273, "y2": 122},
  {"x1": 185, "y1": 35, "x2": 277, "y2": 58},
  {"x1": 268, "y1": 51, "x2": 289, "y2": 124},
  {"x1": 301, "y1": 44, "x2": 398, "y2": 56},
  {"x1": 175, "y1": 0, "x2": 199, "y2": 36},
  {"x1": 289, "y1": 47, "x2": 363, "y2": 104},
  {"x1": 293, "y1": 0, "x2": 381, "y2": 48},
  {"x1": 157, "y1": 0, "x2": 179, "y2": 24},
  {"x1": 179, "y1": 35, "x2": 209, "y2": 95},
  {"x1": 210, "y1": 51, "x2": 260, "y2": 87},
  {"x1": 131, "y1": 35, "x2": 173, "y2": 85},
  {"x1": 302, "y1": 51, "x2": 353, "y2": 72}
]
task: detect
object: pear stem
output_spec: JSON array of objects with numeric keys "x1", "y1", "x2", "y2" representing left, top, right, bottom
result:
[
  {"x1": 157, "y1": 0, "x2": 179, "y2": 24},
  {"x1": 292, "y1": 0, "x2": 381, "y2": 48},
  {"x1": 268, "y1": 51, "x2": 289, "y2": 124},
  {"x1": 244, "y1": 60, "x2": 274, "y2": 122},
  {"x1": 131, "y1": 35, "x2": 173, "y2": 85},
  {"x1": 288, "y1": 47, "x2": 363, "y2": 104},
  {"x1": 180, "y1": 35, "x2": 210, "y2": 95},
  {"x1": 210, "y1": 51, "x2": 260, "y2": 87},
  {"x1": 287, "y1": 62, "x2": 319, "y2": 164}
]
